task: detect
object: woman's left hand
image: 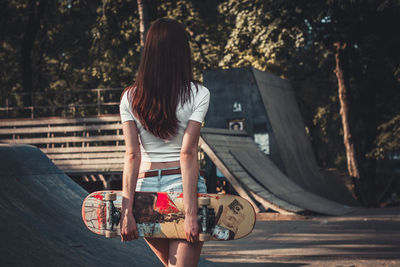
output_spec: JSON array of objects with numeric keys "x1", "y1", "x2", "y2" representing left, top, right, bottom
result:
[{"x1": 184, "y1": 213, "x2": 199, "y2": 243}]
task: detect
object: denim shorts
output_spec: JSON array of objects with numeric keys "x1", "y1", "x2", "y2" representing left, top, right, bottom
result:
[{"x1": 136, "y1": 172, "x2": 207, "y2": 193}]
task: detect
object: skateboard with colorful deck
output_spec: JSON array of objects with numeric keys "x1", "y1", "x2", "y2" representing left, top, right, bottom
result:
[{"x1": 82, "y1": 191, "x2": 256, "y2": 241}]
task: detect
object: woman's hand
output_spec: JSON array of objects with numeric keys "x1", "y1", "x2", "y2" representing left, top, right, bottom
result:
[
  {"x1": 184, "y1": 213, "x2": 200, "y2": 243},
  {"x1": 120, "y1": 210, "x2": 139, "y2": 242}
]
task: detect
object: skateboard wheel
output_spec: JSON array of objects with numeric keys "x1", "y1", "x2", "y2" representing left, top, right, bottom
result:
[
  {"x1": 105, "y1": 192, "x2": 116, "y2": 201},
  {"x1": 105, "y1": 230, "x2": 117, "y2": 238},
  {"x1": 198, "y1": 197, "x2": 210, "y2": 206},
  {"x1": 199, "y1": 233, "x2": 211, "y2": 242}
]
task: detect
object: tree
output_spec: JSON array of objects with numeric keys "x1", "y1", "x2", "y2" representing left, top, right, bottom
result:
[
  {"x1": 319, "y1": 0, "x2": 400, "y2": 205},
  {"x1": 137, "y1": 0, "x2": 149, "y2": 48}
]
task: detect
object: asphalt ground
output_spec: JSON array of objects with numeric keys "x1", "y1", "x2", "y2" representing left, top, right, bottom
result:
[{"x1": 201, "y1": 207, "x2": 400, "y2": 267}]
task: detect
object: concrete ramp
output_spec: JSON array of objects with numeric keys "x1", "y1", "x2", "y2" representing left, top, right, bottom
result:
[
  {"x1": 230, "y1": 148, "x2": 355, "y2": 216},
  {"x1": 252, "y1": 69, "x2": 354, "y2": 204},
  {"x1": 200, "y1": 129, "x2": 304, "y2": 214},
  {"x1": 0, "y1": 144, "x2": 157, "y2": 266},
  {"x1": 200, "y1": 128, "x2": 357, "y2": 215}
]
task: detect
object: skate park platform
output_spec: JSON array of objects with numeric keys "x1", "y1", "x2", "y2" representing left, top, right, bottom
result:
[{"x1": 0, "y1": 144, "x2": 159, "y2": 266}]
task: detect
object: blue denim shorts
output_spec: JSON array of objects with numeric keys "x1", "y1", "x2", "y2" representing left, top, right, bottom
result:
[{"x1": 136, "y1": 171, "x2": 207, "y2": 193}]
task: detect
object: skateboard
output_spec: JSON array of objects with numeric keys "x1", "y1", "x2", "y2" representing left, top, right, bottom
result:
[{"x1": 82, "y1": 191, "x2": 256, "y2": 241}]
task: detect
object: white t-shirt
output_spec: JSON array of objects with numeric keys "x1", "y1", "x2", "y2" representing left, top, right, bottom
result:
[{"x1": 120, "y1": 83, "x2": 210, "y2": 162}]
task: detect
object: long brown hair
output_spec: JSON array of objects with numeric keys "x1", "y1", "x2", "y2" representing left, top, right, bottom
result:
[{"x1": 121, "y1": 18, "x2": 195, "y2": 139}]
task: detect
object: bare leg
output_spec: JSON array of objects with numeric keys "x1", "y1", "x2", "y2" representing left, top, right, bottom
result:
[
  {"x1": 145, "y1": 237, "x2": 170, "y2": 266},
  {"x1": 168, "y1": 239, "x2": 203, "y2": 267}
]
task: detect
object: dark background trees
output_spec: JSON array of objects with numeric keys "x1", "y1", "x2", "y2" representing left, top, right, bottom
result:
[{"x1": 1, "y1": 0, "x2": 399, "y2": 206}]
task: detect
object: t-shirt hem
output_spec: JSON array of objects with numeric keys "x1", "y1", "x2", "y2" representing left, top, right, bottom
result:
[
  {"x1": 188, "y1": 117, "x2": 203, "y2": 123},
  {"x1": 121, "y1": 117, "x2": 134, "y2": 123},
  {"x1": 141, "y1": 157, "x2": 181, "y2": 163}
]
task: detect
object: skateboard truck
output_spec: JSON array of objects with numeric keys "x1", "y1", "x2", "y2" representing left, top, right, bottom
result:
[
  {"x1": 198, "y1": 197, "x2": 215, "y2": 241},
  {"x1": 104, "y1": 193, "x2": 121, "y2": 238}
]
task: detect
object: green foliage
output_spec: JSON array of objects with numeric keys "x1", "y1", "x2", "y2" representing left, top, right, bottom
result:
[
  {"x1": 369, "y1": 114, "x2": 400, "y2": 159},
  {"x1": 1, "y1": 1, "x2": 141, "y2": 106},
  {"x1": 0, "y1": 0, "x2": 399, "y2": 170},
  {"x1": 218, "y1": 0, "x2": 311, "y2": 74}
]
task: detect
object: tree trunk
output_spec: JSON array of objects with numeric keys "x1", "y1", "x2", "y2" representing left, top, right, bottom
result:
[
  {"x1": 334, "y1": 42, "x2": 377, "y2": 206},
  {"x1": 334, "y1": 42, "x2": 361, "y2": 178},
  {"x1": 21, "y1": 0, "x2": 47, "y2": 108},
  {"x1": 137, "y1": 0, "x2": 149, "y2": 48}
]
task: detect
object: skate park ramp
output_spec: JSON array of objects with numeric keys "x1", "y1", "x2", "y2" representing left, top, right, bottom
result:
[
  {"x1": 200, "y1": 129, "x2": 356, "y2": 216},
  {"x1": 230, "y1": 147, "x2": 355, "y2": 215},
  {"x1": 200, "y1": 128, "x2": 304, "y2": 215},
  {"x1": 0, "y1": 144, "x2": 157, "y2": 266},
  {"x1": 252, "y1": 68, "x2": 345, "y2": 202},
  {"x1": 203, "y1": 68, "x2": 357, "y2": 205}
]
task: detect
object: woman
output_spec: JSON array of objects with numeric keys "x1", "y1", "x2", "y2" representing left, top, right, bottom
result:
[{"x1": 119, "y1": 18, "x2": 210, "y2": 267}]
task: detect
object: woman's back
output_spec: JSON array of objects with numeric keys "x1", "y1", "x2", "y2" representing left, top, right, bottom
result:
[{"x1": 120, "y1": 82, "x2": 210, "y2": 162}]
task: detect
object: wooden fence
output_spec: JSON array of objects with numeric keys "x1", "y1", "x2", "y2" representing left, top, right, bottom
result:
[{"x1": 0, "y1": 114, "x2": 125, "y2": 175}]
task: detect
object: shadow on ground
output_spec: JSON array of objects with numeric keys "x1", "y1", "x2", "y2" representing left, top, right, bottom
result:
[{"x1": 202, "y1": 209, "x2": 400, "y2": 266}]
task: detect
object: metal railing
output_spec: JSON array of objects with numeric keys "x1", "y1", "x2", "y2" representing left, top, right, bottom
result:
[{"x1": 0, "y1": 88, "x2": 123, "y2": 119}]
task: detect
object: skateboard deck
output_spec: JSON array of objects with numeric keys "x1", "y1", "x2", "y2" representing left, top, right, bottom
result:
[{"x1": 82, "y1": 191, "x2": 256, "y2": 241}]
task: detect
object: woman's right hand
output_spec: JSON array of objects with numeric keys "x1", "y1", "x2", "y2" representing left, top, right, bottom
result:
[
  {"x1": 120, "y1": 210, "x2": 139, "y2": 242},
  {"x1": 184, "y1": 213, "x2": 200, "y2": 243}
]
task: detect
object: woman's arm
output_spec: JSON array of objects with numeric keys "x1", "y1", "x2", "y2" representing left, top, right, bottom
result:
[
  {"x1": 180, "y1": 120, "x2": 202, "y2": 243},
  {"x1": 120, "y1": 120, "x2": 141, "y2": 241}
]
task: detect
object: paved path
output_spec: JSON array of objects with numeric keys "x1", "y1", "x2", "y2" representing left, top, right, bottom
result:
[{"x1": 202, "y1": 208, "x2": 400, "y2": 266}]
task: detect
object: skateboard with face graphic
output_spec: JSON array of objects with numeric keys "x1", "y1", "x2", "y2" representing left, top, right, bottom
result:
[{"x1": 82, "y1": 191, "x2": 256, "y2": 241}]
